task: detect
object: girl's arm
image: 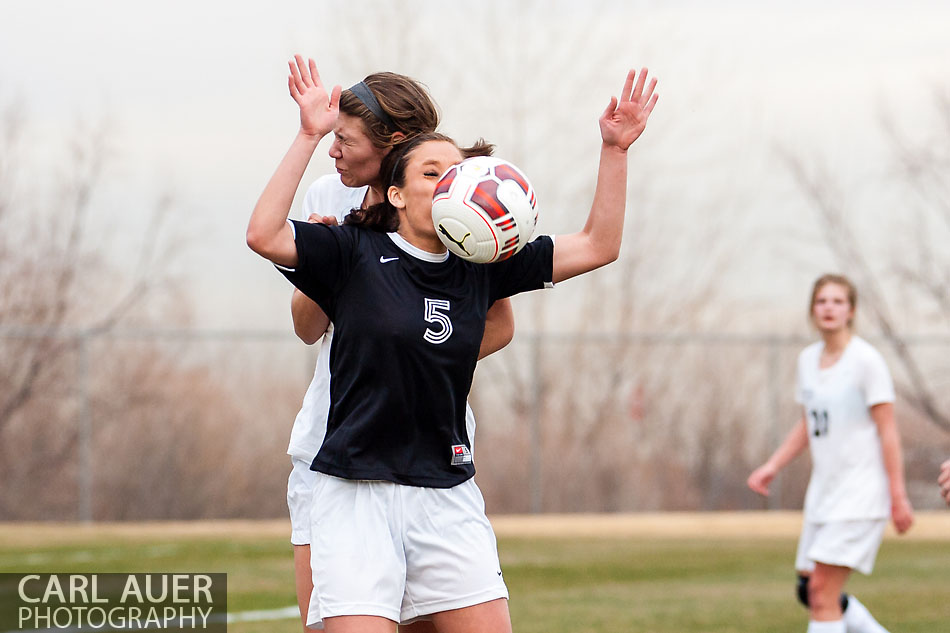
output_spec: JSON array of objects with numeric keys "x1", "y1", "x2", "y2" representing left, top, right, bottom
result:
[
  {"x1": 747, "y1": 415, "x2": 809, "y2": 496},
  {"x1": 939, "y1": 459, "x2": 950, "y2": 506},
  {"x1": 552, "y1": 68, "x2": 658, "y2": 284},
  {"x1": 478, "y1": 299, "x2": 514, "y2": 360},
  {"x1": 871, "y1": 402, "x2": 914, "y2": 534},
  {"x1": 290, "y1": 214, "x2": 339, "y2": 344},
  {"x1": 246, "y1": 56, "x2": 341, "y2": 267},
  {"x1": 291, "y1": 289, "x2": 330, "y2": 345}
]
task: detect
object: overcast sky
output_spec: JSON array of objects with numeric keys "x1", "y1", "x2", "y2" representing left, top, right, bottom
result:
[{"x1": 2, "y1": 0, "x2": 949, "y2": 331}]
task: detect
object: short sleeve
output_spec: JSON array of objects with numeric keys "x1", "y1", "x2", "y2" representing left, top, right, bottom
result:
[
  {"x1": 302, "y1": 175, "x2": 364, "y2": 224},
  {"x1": 862, "y1": 346, "x2": 895, "y2": 406},
  {"x1": 793, "y1": 351, "x2": 806, "y2": 404},
  {"x1": 487, "y1": 235, "x2": 555, "y2": 302},
  {"x1": 301, "y1": 179, "x2": 322, "y2": 221},
  {"x1": 276, "y1": 221, "x2": 356, "y2": 317}
]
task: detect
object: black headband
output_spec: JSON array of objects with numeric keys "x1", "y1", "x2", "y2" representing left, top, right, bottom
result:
[{"x1": 349, "y1": 81, "x2": 397, "y2": 132}]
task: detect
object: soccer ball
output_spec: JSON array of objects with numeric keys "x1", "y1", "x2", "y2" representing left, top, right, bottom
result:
[{"x1": 431, "y1": 156, "x2": 538, "y2": 264}]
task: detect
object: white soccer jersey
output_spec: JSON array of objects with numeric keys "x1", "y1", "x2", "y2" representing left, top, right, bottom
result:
[
  {"x1": 285, "y1": 175, "x2": 367, "y2": 461},
  {"x1": 795, "y1": 335, "x2": 895, "y2": 522}
]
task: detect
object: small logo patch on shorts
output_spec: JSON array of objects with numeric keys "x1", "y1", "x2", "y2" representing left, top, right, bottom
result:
[{"x1": 451, "y1": 444, "x2": 473, "y2": 465}]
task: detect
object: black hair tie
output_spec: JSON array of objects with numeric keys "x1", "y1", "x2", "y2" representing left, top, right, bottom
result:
[{"x1": 349, "y1": 81, "x2": 397, "y2": 132}]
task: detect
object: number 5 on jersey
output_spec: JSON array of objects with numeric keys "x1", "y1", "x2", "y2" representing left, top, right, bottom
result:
[{"x1": 424, "y1": 298, "x2": 453, "y2": 344}]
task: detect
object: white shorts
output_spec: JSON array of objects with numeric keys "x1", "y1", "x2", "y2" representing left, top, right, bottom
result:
[
  {"x1": 306, "y1": 473, "x2": 508, "y2": 628},
  {"x1": 795, "y1": 519, "x2": 887, "y2": 576},
  {"x1": 288, "y1": 457, "x2": 318, "y2": 545},
  {"x1": 286, "y1": 405, "x2": 477, "y2": 547}
]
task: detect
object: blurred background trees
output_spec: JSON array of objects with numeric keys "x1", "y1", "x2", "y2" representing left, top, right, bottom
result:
[
  {"x1": 2, "y1": 1, "x2": 950, "y2": 519},
  {"x1": 0, "y1": 102, "x2": 294, "y2": 520}
]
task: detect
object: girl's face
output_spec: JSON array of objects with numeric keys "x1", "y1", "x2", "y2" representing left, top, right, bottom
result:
[
  {"x1": 390, "y1": 140, "x2": 462, "y2": 248},
  {"x1": 328, "y1": 114, "x2": 386, "y2": 189},
  {"x1": 812, "y1": 282, "x2": 854, "y2": 333}
]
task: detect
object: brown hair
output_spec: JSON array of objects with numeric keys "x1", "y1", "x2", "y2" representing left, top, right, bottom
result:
[
  {"x1": 809, "y1": 273, "x2": 858, "y2": 327},
  {"x1": 339, "y1": 72, "x2": 440, "y2": 150},
  {"x1": 345, "y1": 132, "x2": 457, "y2": 232},
  {"x1": 460, "y1": 138, "x2": 495, "y2": 159}
]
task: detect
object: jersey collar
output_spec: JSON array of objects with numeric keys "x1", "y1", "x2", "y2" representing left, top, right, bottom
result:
[{"x1": 387, "y1": 232, "x2": 450, "y2": 263}]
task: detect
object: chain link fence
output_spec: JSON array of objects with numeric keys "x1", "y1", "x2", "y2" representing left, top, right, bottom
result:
[{"x1": 2, "y1": 327, "x2": 949, "y2": 521}]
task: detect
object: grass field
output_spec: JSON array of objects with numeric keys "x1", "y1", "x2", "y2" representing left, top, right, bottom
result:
[{"x1": 1, "y1": 513, "x2": 948, "y2": 633}]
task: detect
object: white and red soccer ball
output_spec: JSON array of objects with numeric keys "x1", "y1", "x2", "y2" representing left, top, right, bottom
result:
[{"x1": 431, "y1": 156, "x2": 538, "y2": 264}]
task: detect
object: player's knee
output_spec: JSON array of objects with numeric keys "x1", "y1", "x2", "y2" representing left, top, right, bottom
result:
[
  {"x1": 806, "y1": 575, "x2": 838, "y2": 613},
  {"x1": 796, "y1": 575, "x2": 809, "y2": 608}
]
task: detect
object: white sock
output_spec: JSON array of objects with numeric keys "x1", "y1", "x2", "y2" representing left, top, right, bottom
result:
[
  {"x1": 808, "y1": 620, "x2": 846, "y2": 633},
  {"x1": 843, "y1": 595, "x2": 889, "y2": 633}
]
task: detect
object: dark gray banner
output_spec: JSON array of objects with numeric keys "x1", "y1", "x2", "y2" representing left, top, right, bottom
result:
[{"x1": 0, "y1": 574, "x2": 226, "y2": 632}]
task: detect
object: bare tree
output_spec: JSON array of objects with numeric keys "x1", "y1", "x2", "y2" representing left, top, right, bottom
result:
[
  {"x1": 0, "y1": 104, "x2": 185, "y2": 433},
  {"x1": 298, "y1": 1, "x2": 767, "y2": 512},
  {"x1": 0, "y1": 99, "x2": 199, "y2": 519},
  {"x1": 779, "y1": 89, "x2": 950, "y2": 433}
]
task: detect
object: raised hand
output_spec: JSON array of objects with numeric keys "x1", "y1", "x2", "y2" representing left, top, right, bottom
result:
[
  {"x1": 599, "y1": 68, "x2": 658, "y2": 151},
  {"x1": 288, "y1": 55, "x2": 342, "y2": 138}
]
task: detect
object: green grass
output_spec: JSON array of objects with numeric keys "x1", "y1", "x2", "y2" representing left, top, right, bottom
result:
[
  {"x1": 0, "y1": 523, "x2": 947, "y2": 633},
  {"x1": 502, "y1": 536, "x2": 949, "y2": 633}
]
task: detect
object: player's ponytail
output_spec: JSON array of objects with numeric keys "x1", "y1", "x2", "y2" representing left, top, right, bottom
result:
[{"x1": 460, "y1": 138, "x2": 495, "y2": 159}]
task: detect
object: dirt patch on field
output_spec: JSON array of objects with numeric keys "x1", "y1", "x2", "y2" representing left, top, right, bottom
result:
[
  {"x1": 0, "y1": 520, "x2": 290, "y2": 547},
  {"x1": 490, "y1": 511, "x2": 805, "y2": 539},
  {"x1": 489, "y1": 511, "x2": 950, "y2": 540},
  {"x1": 1, "y1": 512, "x2": 948, "y2": 547}
]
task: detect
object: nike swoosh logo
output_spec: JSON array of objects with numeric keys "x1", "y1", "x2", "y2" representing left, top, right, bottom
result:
[{"x1": 379, "y1": 256, "x2": 399, "y2": 263}]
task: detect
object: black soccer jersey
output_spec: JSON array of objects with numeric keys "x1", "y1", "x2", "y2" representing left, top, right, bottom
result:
[{"x1": 279, "y1": 221, "x2": 554, "y2": 488}]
